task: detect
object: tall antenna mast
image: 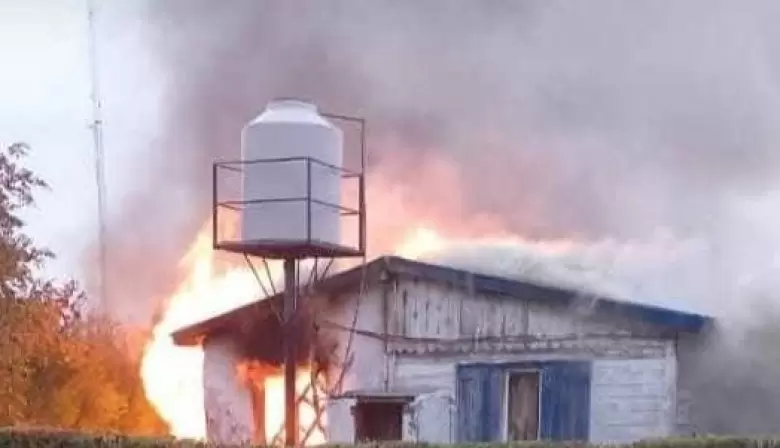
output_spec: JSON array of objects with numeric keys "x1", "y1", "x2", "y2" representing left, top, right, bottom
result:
[{"x1": 87, "y1": 0, "x2": 108, "y2": 311}]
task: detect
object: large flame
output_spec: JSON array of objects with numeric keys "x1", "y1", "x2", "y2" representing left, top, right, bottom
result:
[
  {"x1": 264, "y1": 370, "x2": 327, "y2": 445},
  {"x1": 395, "y1": 227, "x2": 447, "y2": 259},
  {"x1": 139, "y1": 153, "x2": 711, "y2": 444},
  {"x1": 140, "y1": 180, "x2": 497, "y2": 442},
  {"x1": 141, "y1": 219, "x2": 427, "y2": 443},
  {"x1": 140, "y1": 222, "x2": 266, "y2": 439}
]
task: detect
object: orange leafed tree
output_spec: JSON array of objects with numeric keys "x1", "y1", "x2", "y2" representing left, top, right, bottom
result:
[{"x1": 0, "y1": 143, "x2": 167, "y2": 435}]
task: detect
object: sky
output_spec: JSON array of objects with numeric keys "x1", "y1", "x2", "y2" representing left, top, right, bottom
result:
[
  {"x1": 0, "y1": 0, "x2": 156, "y2": 285},
  {"x1": 5, "y1": 0, "x2": 780, "y2": 318}
]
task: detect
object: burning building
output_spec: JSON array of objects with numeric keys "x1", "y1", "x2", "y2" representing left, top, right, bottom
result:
[
  {"x1": 119, "y1": 3, "x2": 780, "y2": 442},
  {"x1": 171, "y1": 254, "x2": 710, "y2": 444},
  {"x1": 145, "y1": 98, "x2": 716, "y2": 445}
]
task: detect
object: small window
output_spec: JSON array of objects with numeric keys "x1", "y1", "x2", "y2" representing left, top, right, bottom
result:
[
  {"x1": 505, "y1": 371, "x2": 541, "y2": 441},
  {"x1": 353, "y1": 400, "x2": 405, "y2": 442}
]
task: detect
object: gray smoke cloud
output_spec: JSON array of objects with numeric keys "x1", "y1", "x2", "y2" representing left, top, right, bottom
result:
[
  {"x1": 102, "y1": 0, "x2": 780, "y2": 434},
  {"x1": 135, "y1": 0, "x2": 780, "y2": 237}
]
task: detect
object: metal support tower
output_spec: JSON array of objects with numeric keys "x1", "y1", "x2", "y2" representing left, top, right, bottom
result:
[
  {"x1": 87, "y1": 0, "x2": 108, "y2": 310},
  {"x1": 212, "y1": 108, "x2": 367, "y2": 447}
]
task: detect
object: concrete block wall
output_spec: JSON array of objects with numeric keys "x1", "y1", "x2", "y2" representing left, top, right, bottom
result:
[
  {"x1": 392, "y1": 343, "x2": 677, "y2": 445},
  {"x1": 589, "y1": 349, "x2": 677, "y2": 443},
  {"x1": 324, "y1": 398, "x2": 355, "y2": 443}
]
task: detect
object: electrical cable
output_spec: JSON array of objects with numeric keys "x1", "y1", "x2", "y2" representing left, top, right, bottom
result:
[
  {"x1": 326, "y1": 252, "x2": 368, "y2": 397},
  {"x1": 320, "y1": 113, "x2": 368, "y2": 400}
]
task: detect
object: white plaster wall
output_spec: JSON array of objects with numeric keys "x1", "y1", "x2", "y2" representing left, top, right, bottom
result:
[
  {"x1": 324, "y1": 398, "x2": 355, "y2": 443},
  {"x1": 395, "y1": 360, "x2": 456, "y2": 443},
  {"x1": 203, "y1": 335, "x2": 254, "y2": 445},
  {"x1": 324, "y1": 287, "x2": 388, "y2": 393},
  {"x1": 407, "y1": 390, "x2": 457, "y2": 443},
  {"x1": 589, "y1": 343, "x2": 677, "y2": 444},
  {"x1": 395, "y1": 359, "x2": 455, "y2": 391},
  {"x1": 321, "y1": 286, "x2": 390, "y2": 443}
]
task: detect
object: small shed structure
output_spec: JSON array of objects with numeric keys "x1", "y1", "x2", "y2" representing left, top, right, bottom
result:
[{"x1": 172, "y1": 255, "x2": 710, "y2": 445}]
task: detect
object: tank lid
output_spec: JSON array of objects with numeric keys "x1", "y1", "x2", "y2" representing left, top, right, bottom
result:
[
  {"x1": 266, "y1": 98, "x2": 318, "y2": 113},
  {"x1": 246, "y1": 97, "x2": 333, "y2": 128}
]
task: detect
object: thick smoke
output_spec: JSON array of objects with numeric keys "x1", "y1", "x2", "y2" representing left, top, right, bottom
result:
[{"x1": 103, "y1": 0, "x2": 780, "y2": 434}]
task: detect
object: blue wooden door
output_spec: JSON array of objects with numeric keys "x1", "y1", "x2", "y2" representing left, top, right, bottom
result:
[
  {"x1": 455, "y1": 364, "x2": 502, "y2": 442},
  {"x1": 455, "y1": 365, "x2": 482, "y2": 442},
  {"x1": 539, "y1": 361, "x2": 591, "y2": 441},
  {"x1": 457, "y1": 361, "x2": 591, "y2": 443}
]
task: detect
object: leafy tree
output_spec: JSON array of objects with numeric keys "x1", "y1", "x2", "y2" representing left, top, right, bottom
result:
[
  {"x1": 0, "y1": 143, "x2": 168, "y2": 435},
  {"x1": 0, "y1": 143, "x2": 53, "y2": 298}
]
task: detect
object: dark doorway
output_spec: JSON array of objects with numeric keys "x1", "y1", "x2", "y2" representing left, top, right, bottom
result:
[
  {"x1": 354, "y1": 400, "x2": 405, "y2": 442},
  {"x1": 506, "y1": 371, "x2": 540, "y2": 441}
]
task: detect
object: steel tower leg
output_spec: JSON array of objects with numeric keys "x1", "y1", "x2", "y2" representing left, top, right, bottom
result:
[{"x1": 283, "y1": 258, "x2": 298, "y2": 446}]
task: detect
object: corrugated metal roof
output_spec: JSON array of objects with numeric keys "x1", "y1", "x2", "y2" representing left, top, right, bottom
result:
[{"x1": 171, "y1": 255, "x2": 710, "y2": 346}]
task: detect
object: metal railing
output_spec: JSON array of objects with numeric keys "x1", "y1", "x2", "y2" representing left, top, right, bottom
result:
[{"x1": 212, "y1": 155, "x2": 366, "y2": 257}]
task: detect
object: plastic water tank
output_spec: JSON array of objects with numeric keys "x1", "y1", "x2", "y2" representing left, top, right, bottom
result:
[{"x1": 240, "y1": 99, "x2": 343, "y2": 247}]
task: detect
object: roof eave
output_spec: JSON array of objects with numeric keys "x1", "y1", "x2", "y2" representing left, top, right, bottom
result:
[{"x1": 168, "y1": 255, "x2": 713, "y2": 345}]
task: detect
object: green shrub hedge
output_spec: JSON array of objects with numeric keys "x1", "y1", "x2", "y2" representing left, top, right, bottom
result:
[
  {"x1": 0, "y1": 430, "x2": 779, "y2": 448},
  {"x1": 0, "y1": 428, "x2": 192, "y2": 448}
]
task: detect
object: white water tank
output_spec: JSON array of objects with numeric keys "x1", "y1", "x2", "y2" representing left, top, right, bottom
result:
[{"x1": 240, "y1": 99, "x2": 343, "y2": 247}]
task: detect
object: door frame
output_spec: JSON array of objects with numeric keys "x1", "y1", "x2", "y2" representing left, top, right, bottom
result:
[{"x1": 502, "y1": 368, "x2": 543, "y2": 442}]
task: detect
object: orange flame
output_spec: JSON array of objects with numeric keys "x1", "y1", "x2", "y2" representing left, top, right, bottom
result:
[
  {"x1": 139, "y1": 162, "x2": 514, "y2": 443},
  {"x1": 236, "y1": 360, "x2": 327, "y2": 445},
  {"x1": 264, "y1": 371, "x2": 327, "y2": 445},
  {"x1": 140, "y1": 219, "x2": 456, "y2": 442},
  {"x1": 395, "y1": 227, "x2": 447, "y2": 259},
  {"x1": 140, "y1": 221, "x2": 278, "y2": 440}
]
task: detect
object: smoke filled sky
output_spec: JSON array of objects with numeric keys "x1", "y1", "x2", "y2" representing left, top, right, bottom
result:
[
  {"x1": 5, "y1": 1, "x2": 780, "y2": 320},
  {"x1": 11, "y1": 1, "x2": 780, "y2": 434}
]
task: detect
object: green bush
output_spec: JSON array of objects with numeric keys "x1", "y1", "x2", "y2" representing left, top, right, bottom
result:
[
  {"x1": 0, "y1": 431, "x2": 779, "y2": 448},
  {"x1": 0, "y1": 428, "x2": 196, "y2": 448}
]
